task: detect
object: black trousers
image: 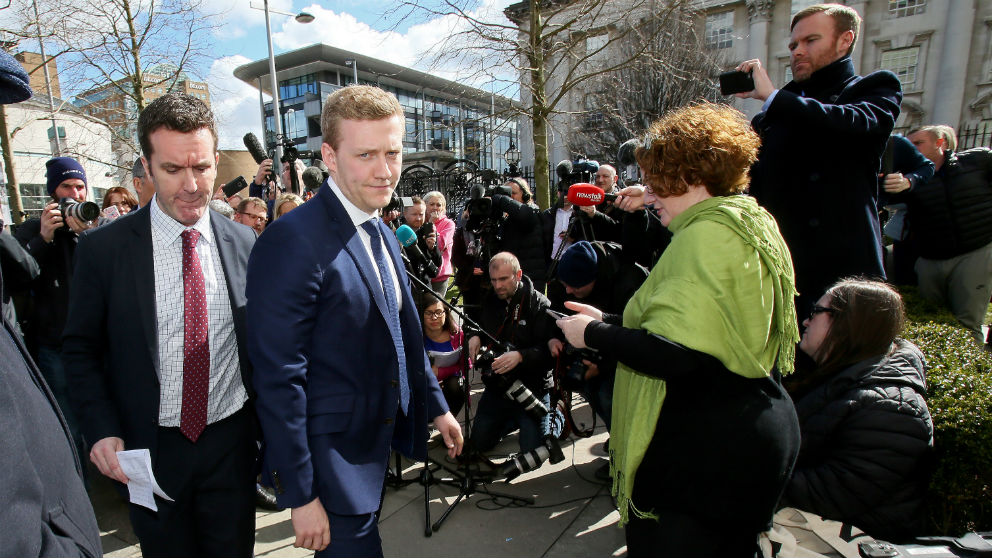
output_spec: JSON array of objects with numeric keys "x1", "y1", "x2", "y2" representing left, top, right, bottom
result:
[
  {"x1": 625, "y1": 511, "x2": 758, "y2": 558},
  {"x1": 130, "y1": 407, "x2": 256, "y2": 558}
]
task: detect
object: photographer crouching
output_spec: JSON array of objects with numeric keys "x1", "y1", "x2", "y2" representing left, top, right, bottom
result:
[{"x1": 467, "y1": 252, "x2": 557, "y2": 454}]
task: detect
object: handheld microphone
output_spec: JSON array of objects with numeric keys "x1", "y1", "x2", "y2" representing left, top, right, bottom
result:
[
  {"x1": 302, "y1": 166, "x2": 324, "y2": 192},
  {"x1": 567, "y1": 183, "x2": 618, "y2": 207},
  {"x1": 555, "y1": 160, "x2": 573, "y2": 180},
  {"x1": 396, "y1": 224, "x2": 418, "y2": 248},
  {"x1": 243, "y1": 133, "x2": 269, "y2": 164},
  {"x1": 617, "y1": 138, "x2": 641, "y2": 166}
]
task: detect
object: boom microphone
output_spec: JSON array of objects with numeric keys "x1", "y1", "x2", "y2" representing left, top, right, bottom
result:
[
  {"x1": 555, "y1": 160, "x2": 573, "y2": 180},
  {"x1": 617, "y1": 138, "x2": 641, "y2": 166},
  {"x1": 302, "y1": 166, "x2": 325, "y2": 192},
  {"x1": 567, "y1": 183, "x2": 617, "y2": 207},
  {"x1": 243, "y1": 133, "x2": 269, "y2": 164}
]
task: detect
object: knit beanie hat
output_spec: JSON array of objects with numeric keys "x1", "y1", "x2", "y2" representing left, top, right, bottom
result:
[
  {"x1": 557, "y1": 241, "x2": 598, "y2": 287},
  {"x1": 0, "y1": 51, "x2": 32, "y2": 105},
  {"x1": 46, "y1": 157, "x2": 87, "y2": 196}
]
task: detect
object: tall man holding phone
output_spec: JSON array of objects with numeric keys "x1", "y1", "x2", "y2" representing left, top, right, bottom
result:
[{"x1": 734, "y1": 3, "x2": 901, "y2": 316}]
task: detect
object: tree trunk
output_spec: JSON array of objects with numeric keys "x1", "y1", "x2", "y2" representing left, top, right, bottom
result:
[
  {"x1": 528, "y1": 0, "x2": 551, "y2": 210},
  {"x1": 0, "y1": 106, "x2": 25, "y2": 224}
]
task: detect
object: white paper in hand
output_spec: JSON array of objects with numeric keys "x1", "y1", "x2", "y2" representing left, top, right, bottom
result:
[{"x1": 116, "y1": 449, "x2": 174, "y2": 511}]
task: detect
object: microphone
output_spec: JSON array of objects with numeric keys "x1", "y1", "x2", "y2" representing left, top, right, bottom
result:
[
  {"x1": 396, "y1": 224, "x2": 418, "y2": 248},
  {"x1": 395, "y1": 225, "x2": 438, "y2": 277},
  {"x1": 567, "y1": 183, "x2": 617, "y2": 207},
  {"x1": 555, "y1": 160, "x2": 573, "y2": 180},
  {"x1": 302, "y1": 166, "x2": 324, "y2": 192},
  {"x1": 243, "y1": 133, "x2": 269, "y2": 164},
  {"x1": 617, "y1": 138, "x2": 641, "y2": 166}
]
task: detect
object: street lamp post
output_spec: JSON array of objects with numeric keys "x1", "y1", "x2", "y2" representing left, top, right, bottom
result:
[
  {"x1": 504, "y1": 141, "x2": 521, "y2": 178},
  {"x1": 345, "y1": 59, "x2": 358, "y2": 85},
  {"x1": 254, "y1": 1, "x2": 314, "y2": 184}
]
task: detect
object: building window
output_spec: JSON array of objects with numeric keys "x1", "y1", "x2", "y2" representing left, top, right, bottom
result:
[
  {"x1": 705, "y1": 11, "x2": 733, "y2": 49},
  {"x1": 784, "y1": 64, "x2": 793, "y2": 84},
  {"x1": 790, "y1": 0, "x2": 819, "y2": 16},
  {"x1": 585, "y1": 33, "x2": 609, "y2": 68},
  {"x1": 880, "y1": 46, "x2": 920, "y2": 90},
  {"x1": 889, "y1": 0, "x2": 925, "y2": 17}
]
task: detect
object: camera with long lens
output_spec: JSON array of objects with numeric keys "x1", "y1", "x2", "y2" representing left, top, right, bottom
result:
[
  {"x1": 559, "y1": 344, "x2": 603, "y2": 392},
  {"x1": 498, "y1": 435, "x2": 565, "y2": 481},
  {"x1": 465, "y1": 184, "x2": 513, "y2": 234},
  {"x1": 475, "y1": 345, "x2": 549, "y2": 424},
  {"x1": 59, "y1": 197, "x2": 101, "y2": 224}
]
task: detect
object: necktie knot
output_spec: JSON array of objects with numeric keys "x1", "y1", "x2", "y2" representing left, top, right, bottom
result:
[
  {"x1": 182, "y1": 229, "x2": 200, "y2": 250},
  {"x1": 361, "y1": 219, "x2": 381, "y2": 239}
]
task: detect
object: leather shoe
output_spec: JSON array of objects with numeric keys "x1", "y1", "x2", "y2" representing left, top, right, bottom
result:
[{"x1": 255, "y1": 483, "x2": 281, "y2": 511}]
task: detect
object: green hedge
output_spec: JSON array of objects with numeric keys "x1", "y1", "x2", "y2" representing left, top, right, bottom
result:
[{"x1": 898, "y1": 287, "x2": 992, "y2": 534}]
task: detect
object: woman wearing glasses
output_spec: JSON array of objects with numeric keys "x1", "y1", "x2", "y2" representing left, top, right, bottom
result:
[
  {"x1": 783, "y1": 278, "x2": 933, "y2": 542},
  {"x1": 422, "y1": 299, "x2": 465, "y2": 416},
  {"x1": 556, "y1": 102, "x2": 801, "y2": 557}
]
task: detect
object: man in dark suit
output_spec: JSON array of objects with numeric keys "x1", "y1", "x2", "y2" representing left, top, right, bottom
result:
[
  {"x1": 246, "y1": 85, "x2": 462, "y2": 557},
  {"x1": 62, "y1": 93, "x2": 258, "y2": 557},
  {"x1": 0, "y1": 46, "x2": 101, "y2": 558},
  {"x1": 735, "y1": 3, "x2": 902, "y2": 316}
]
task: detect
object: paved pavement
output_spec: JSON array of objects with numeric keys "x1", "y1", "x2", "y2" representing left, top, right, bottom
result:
[{"x1": 94, "y1": 382, "x2": 627, "y2": 557}]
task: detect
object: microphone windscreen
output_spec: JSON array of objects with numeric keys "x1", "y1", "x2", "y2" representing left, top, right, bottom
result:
[
  {"x1": 555, "y1": 160, "x2": 573, "y2": 179},
  {"x1": 469, "y1": 184, "x2": 486, "y2": 200},
  {"x1": 302, "y1": 167, "x2": 324, "y2": 191},
  {"x1": 617, "y1": 138, "x2": 642, "y2": 166},
  {"x1": 567, "y1": 183, "x2": 605, "y2": 207},
  {"x1": 243, "y1": 133, "x2": 268, "y2": 164},
  {"x1": 395, "y1": 224, "x2": 418, "y2": 248}
]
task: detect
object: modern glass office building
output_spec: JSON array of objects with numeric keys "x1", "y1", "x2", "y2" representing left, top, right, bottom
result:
[{"x1": 233, "y1": 43, "x2": 519, "y2": 170}]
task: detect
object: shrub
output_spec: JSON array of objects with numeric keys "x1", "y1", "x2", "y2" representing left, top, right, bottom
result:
[{"x1": 899, "y1": 287, "x2": 992, "y2": 534}]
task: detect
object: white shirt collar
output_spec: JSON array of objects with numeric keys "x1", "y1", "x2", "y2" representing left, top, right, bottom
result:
[
  {"x1": 149, "y1": 194, "x2": 214, "y2": 245},
  {"x1": 327, "y1": 175, "x2": 379, "y2": 227}
]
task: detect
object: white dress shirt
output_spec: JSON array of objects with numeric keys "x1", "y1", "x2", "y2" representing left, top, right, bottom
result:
[{"x1": 150, "y1": 197, "x2": 247, "y2": 427}]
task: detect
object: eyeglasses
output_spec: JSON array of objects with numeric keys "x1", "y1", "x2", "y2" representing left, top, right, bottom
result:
[
  {"x1": 424, "y1": 310, "x2": 445, "y2": 319},
  {"x1": 809, "y1": 305, "x2": 836, "y2": 320},
  {"x1": 239, "y1": 212, "x2": 266, "y2": 223}
]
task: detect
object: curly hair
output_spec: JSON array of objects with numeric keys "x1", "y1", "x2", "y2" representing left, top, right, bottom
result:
[{"x1": 634, "y1": 102, "x2": 761, "y2": 198}]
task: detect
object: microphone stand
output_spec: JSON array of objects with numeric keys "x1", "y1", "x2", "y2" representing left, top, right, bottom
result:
[{"x1": 399, "y1": 258, "x2": 533, "y2": 535}]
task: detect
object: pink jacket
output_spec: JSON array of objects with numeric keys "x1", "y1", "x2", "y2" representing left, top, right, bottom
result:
[{"x1": 432, "y1": 215, "x2": 455, "y2": 282}]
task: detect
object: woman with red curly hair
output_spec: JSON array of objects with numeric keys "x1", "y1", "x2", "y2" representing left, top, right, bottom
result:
[{"x1": 557, "y1": 102, "x2": 801, "y2": 557}]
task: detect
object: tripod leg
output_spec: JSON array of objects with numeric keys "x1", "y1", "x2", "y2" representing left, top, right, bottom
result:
[{"x1": 423, "y1": 461, "x2": 432, "y2": 537}]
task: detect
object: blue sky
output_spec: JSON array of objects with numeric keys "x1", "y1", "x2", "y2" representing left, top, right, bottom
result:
[{"x1": 206, "y1": 0, "x2": 517, "y2": 150}]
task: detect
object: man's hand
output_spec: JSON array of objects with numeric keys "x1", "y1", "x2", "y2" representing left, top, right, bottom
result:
[
  {"x1": 734, "y1": 59, "x2": 775, "y2": 102},
  {"x1": 433, "y1": 411, "x2": 464, "y2": 459},
  {"x1": 556, "y1": 314, "x2": 595, "y2": 349},
  {"x1": 548, "y1": 338, "x2": 564, "y2": 358},
  {"x1": 39, "y1": 202, "x2": 62, "y2": 243},
  {"x1": 578, "y1": 204, "x2": 595, "y2": 217},
  {"x1": 90, "y1": 437, "x2": 129, "y2": 483},
  {"x1": 468, "y1": 335, "x2": 481, "y2": 361},
  {"x1": 291, "y1": 498, "x2": 330, "y2": 552},
  {"x1": 615, "y1": 186, "x2": 645, "y2": 213},
  {"x1": 425, "y1": 232, "x2": 437, "y2": 250},
  {"x1": 254, "y1": 159, "x2": 273, "y2": 185},
  {"x1": 491, "y1": 350, "x2": 522, "y2": 374},
  {"x1": 65, "y1": 214, "x2": 98, "y2": 235},
  {"x1": 882, "y1": 172, "x2": 911, "y2": 193}
]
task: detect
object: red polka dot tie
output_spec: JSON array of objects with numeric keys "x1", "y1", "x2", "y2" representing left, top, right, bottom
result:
[{"x1": 180, "y1": 229, "x2": 209, "y2": 442}]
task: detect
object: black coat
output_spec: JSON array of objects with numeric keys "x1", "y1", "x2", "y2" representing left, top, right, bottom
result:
[
  {"x1": 14, "y1": 219, "x2": 79, "y2": 347},
  {"x1": 783, "y1": 339, "x2": 933, "y2": 542},
  {"x1": 899, "y1": 148, "x2": 992, "y2": 260},
  {"x1": 473, "y1": 274, "x2": 554, "y2": 395},
  {"x1": 492, "y1": 195, "x2": 547, "y2": 291},
  {"x1": 750, "y1": 57, "x2": 901, "y2": 314}
]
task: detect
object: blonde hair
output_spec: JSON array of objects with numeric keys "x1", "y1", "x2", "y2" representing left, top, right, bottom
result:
[
  {"x1": 909, "y1": 125, "x2": 958, "y2": 152},
  {"x1": 321, "y1": 85, "x2": 403, "y2": 150},
  {"x1": 274, "y1": 193, "x2": 305, "y2": 219}
]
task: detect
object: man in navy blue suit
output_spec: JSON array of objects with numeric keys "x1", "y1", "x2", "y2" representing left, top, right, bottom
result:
[{"x1": 246, "y1": 85, "x2": 463, "y2": 557}]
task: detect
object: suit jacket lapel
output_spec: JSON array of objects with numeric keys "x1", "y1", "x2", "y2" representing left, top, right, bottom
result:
[
  {"x1": 129, "y1": 207, "x2": 159, "y2": 378},
  {"x1": 319, "y1": 186, "x2": 390, "y2": 321}
]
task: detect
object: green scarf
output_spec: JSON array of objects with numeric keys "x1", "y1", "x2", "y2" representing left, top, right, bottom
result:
[{"x1": 609, "y1": 195, "x2": 798, "y2": 526}]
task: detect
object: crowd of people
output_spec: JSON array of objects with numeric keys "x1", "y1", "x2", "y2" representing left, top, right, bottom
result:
[{"x1": 0, "y1": 2, "x2": 989, "y2": 557}]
